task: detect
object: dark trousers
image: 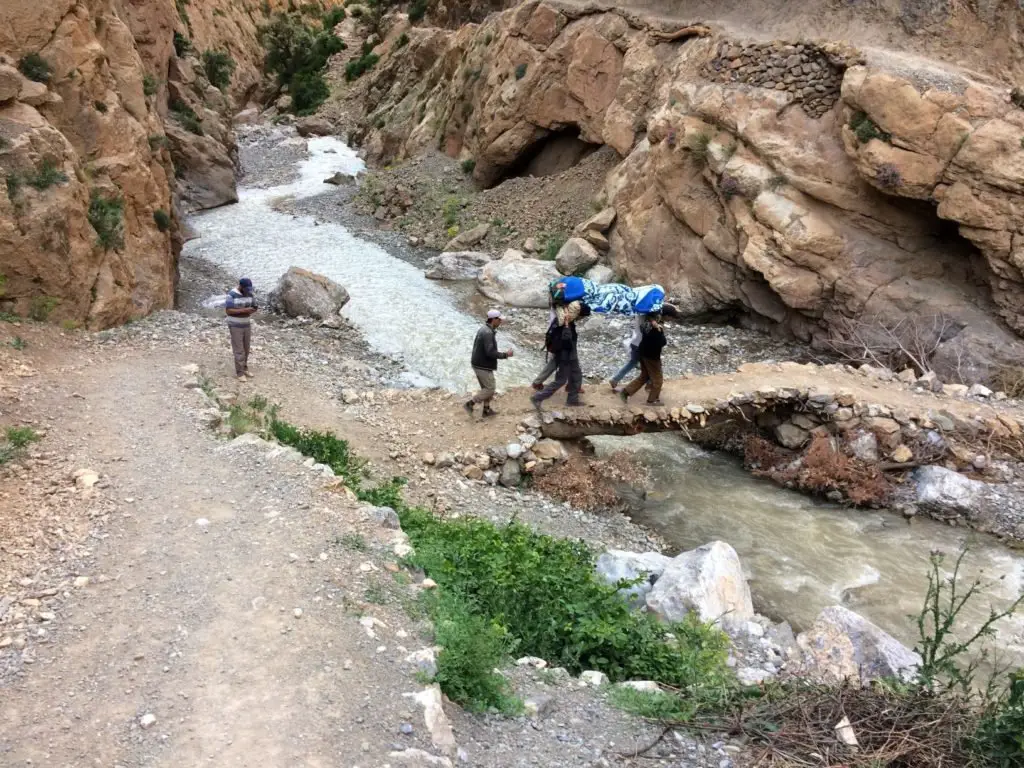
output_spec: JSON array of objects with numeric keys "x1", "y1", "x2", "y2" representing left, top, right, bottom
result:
[
  {"x1": 534, "y1": 357, "x2": 582, "y2": 404},
  {"x1": 624, "y1": 357, "x2": 663, "y2": 402}
]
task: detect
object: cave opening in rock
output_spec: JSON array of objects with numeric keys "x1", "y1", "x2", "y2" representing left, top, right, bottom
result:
[{"x1": 496, "y1": 126, "x2": 601, "y2": 186}]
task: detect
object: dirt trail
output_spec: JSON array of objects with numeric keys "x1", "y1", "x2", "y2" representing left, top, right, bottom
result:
[
  {"x1": 0, "y1": 323, "x2": 696, "y2": 768},
  {"x1": 0, "y1": 349, "x2": 432, "y2": 766}
]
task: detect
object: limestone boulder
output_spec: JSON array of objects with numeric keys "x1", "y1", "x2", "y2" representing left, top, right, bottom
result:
[
  {"x1": 0, "y1": 64, "x2": 21, "y2": 103},
  {"x1": 913, "y1": 466, "x2": 987, "y2": 517},
  {"x1": 271, "y1": 267, "x2": 350, "y2": 321},
  {"x1": 575, "y1": 207, "x2": 617, "y2": 236},
  {"x1": 444, "y1": 223, "x2": 490, "y2": 251},
  {"x1": 585, "y1": 264, "x2": 614, "y2": 284},
  {"x1": 477, "y1": 250, "x2": 560, "y2": 308},
  {"x1": 645, "y1": 542, "x2": 754, "y2": 624},
  {"x1": 595, "y1": 550, "x2": 672, "y2": 608},
  {"x1": 425, "y1": 251, "x2": 491, "y2": 281},
  {"x1": 555, "y1": 237, "x2": 600, "y2": 276},
  {"x1": 798, "y1": 605, "x2": 921, "y2": 682},
  {"x1": 296, "y1": 116, "x2": 334, "y2": 137}
]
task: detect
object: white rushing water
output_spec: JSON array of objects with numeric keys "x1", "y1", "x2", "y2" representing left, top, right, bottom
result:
[
  {"x1": 183, "y1": 136, "x2": 538, "y2": 390},
  {"x1": 591, "y1": 434, "x2": 1024, "y2": 668}
]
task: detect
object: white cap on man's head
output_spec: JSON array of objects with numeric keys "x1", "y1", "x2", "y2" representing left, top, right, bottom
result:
[{"x1": 487, "y1": 309, "x2": 505, "y2": 320}]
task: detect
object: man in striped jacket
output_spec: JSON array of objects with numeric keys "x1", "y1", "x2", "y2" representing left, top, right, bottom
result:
[{"x1": 225, "y1": 277, "x2": 258, "y2": 380}]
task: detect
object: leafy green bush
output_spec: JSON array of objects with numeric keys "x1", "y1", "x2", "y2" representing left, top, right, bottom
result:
[
  {"x1": 322, "y1": 6, "x2": 346, "y2": 28},
  {"x1": 269, "y1": 419, "x2": 366, "y2": 486},
  {"x1": 202, "y1": 49, "x2": 236, "y2": 90},
  {"x1": 173, "y1": 31, "x2": 192, "y2": 58},
  {"x1": 25, "y1": 158, "x2": 68, "y2": 191},
  {"x1": 0, "y1": 426, "x2": 40, "y2": 465},
  {"x1": 153, "y1": 209, "x2": 171, "y2": 232},
  {"x1": 396, "y1": 32, "x2": 409, "y2": 48},
  {"x1": 973, "y1": 669, "x2": 1024, "y2": 766},
  {"x1": 432, "y1": 592, "x2": 520, "y2": 712},
  {"x1": 441, "y1": 196, "x2": 463, "y2": 227},
  {"x1": 399, "y1": 506, "x2": 734, "y2": 690},
  {"x1": 514, "y1": 62, "x2": 527, "y2": 80},
  {"x1": 18, "y1": 53, "x2": 51, "y2": 83},
  {"x1": 290, "y1": 70, "x2": 330, "y2": 115},
  {"x1": 460, "y1": 157, "x2": 475, "y2": 174},
  {"x1": 408, "y1": 0, "x2": 428, "y2": 22},
  {"x1": 143, "y1": 74, "x2": 158, "y2": 96},
  {"x1": 88, "y1": 190, "x2": 125, "y2": 251},
  {"x1": 28, "y1": 296, "x2": 58, "y2": 321},
  {"x1": 260, "y1": 11, "x2": 346, "y2": 114},
  {"x1": 345, "y1": 52, "x2": 379, "y2": 81},
  {"x1": 849, "y1": 110, "x2": 891, "y2": 144}
]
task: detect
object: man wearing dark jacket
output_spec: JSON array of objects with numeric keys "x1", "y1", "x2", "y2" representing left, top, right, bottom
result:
[
  {"x1": 620, "y1": 313, "x2": 666, "y2": 405},
  {"x1": 530, "y1": 305, "x2": 585, "y2": 410},
  {"x1": 465, "y1": 309, "x2": 513, "y2": 417}
]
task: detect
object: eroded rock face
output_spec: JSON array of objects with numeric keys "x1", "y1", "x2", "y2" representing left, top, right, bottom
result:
[
  {"x1": 0, "y1": 0, "x2": 320, "y2": 328},
  {"x1": 349, "y1": 1, "x2": 1024, "y2": 382}
]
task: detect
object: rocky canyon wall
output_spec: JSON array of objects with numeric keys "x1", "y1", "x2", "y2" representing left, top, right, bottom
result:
[
  {"x1": 0, "y1": 0, "x2": 318, "y2": 328},
  {"x1": 349, "y1": 0, "x2": 1024, "y2": 380}
]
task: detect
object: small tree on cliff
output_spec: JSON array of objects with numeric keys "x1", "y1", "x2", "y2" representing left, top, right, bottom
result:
[{"x1": 259, "y1": 11, "x2": 345, "y2": 115}]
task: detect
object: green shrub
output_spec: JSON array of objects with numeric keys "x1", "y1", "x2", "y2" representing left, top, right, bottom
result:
[
  {"x1": 25, "y1": 158, "x2": 68, "y2": 191},
  {"x1": 345, "y1": 52, "x2": 379, "y2": 81},
  {"x1": 0, "y1": 426, "x2": 40, "y2": 465},
  {"x1": 973, "y1": 669, "x2": 1024, "y2": 766},
  {"x1": 88, "y1": 190, "x2": 125, "y2": 251},
  {"x1": 202, "y1": 49, "x2": 236, "y2": 90},
  {"x1": 259, "y1": 10, "x2": 345, "y2": 114},
  {"x1": 441, "y1": 196, "x2": 462, "y2": 227},
  {"x1": 399, "y1": 507, "x2": 734, "y2": 691},
  {"x1": 460, "y1": 157, "x2": 475, "y2": 175},
  {"x1": 514, "y1": 62, "x2": 527, "y2": 80},
  {"x1": 8, "y1": 336, "x2": 27, "y2": 350},
  {"x1": 143, "y1": 73, "x2": 158, "y2": 96},
  {"x1": 541, "y1": 231, "x2": 567, "y2": 261},
  {"x1": 484, "y1": 32, "x2": 493, "y2": 45},
  {"x1": 269, "y1": 419, "x2": 366, "y2": 486},
  {"x1": 28, "y1": 296, "x2": 58, "y2": 321},
  {"x1": 173, "y1": 31, "x2": 192, "y2": 58},
  {"x1": 408, "y1": 0, "x2": 428, "y2": 23},
  {"x1": 18, "y1": 53, "x2": 51, "y2": 83},
  {"x1": 689, "y1": 131, "x2": 712, "y2": 164},
  {"x1": 431, "y1": 592, "x2": 520, "y2": 712},
  {"x1": 148, "y1": 134, "x2": 168, "y2": 150},
  {"x1": 290, "y1": 70, "x2": 330, "y2": 115},
  {"x1": 153, "y1": 208, "x2": 171, "y2": 232},
  {"x1": 169, "y1": 99, "x2": 203, "y2": 135},
  {"x1": 849, "y1": 110, "x2": 891, "y2": 144},
  {"x1": 396, "y1": 32, "x2": 409, "y2": 48},
  {"x1": 5, "y1": 175, "x2": 20, "y2": 200},
  {"x1": 322, "y1": 6, "x2": 346, "y2": 28}
]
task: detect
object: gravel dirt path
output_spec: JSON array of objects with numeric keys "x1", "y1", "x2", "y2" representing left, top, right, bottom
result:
[{"x1": 0, "y1": 321, "x2": 717, "y2": 768}]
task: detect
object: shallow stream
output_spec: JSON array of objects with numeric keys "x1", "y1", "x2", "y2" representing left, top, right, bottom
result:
[{"x1": 185, "y1": 130, "x2": 1024, "y2": 671}]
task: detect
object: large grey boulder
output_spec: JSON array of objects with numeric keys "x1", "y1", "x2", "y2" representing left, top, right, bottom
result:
[
  {"x1": 595, "y1": 550, "x2": 672, "y2": 608},
  {"x1": 797, "y1": 605, "x2": 921, "y2": 682},
  {"x1": 477, "y1": 250, "x2": 560, "y2": 308},
  {"x1": 914, "y1": 465, "x2": 986, "y2": 517},
  {"x1": 271, "y1": 267, "x2": 350, "y2": 321},
  {"x1": 498, "y1": 459, "x2": 521, "y2": 488},
  {"x1": 645, "y1": 541, "x2": 754, "y2": 624},
  {"x1": 555, "y1": 237, "x2": 600, "y2": 276},
  {"x1": 425, "y1": 251, "x2": 491, "y2": 281},
  {"x1": 585, "y1": 264, "x2": 614, "y2": 284}
]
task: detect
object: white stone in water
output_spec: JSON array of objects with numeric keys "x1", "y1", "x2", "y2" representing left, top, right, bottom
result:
[{"x1": 646, "y1": 542, "x2": 754, "y2": 624}]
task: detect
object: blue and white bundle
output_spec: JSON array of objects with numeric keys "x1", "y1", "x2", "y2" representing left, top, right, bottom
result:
[{"x1": 549, "y1": 277, "x2": 665, "y2": 316}]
